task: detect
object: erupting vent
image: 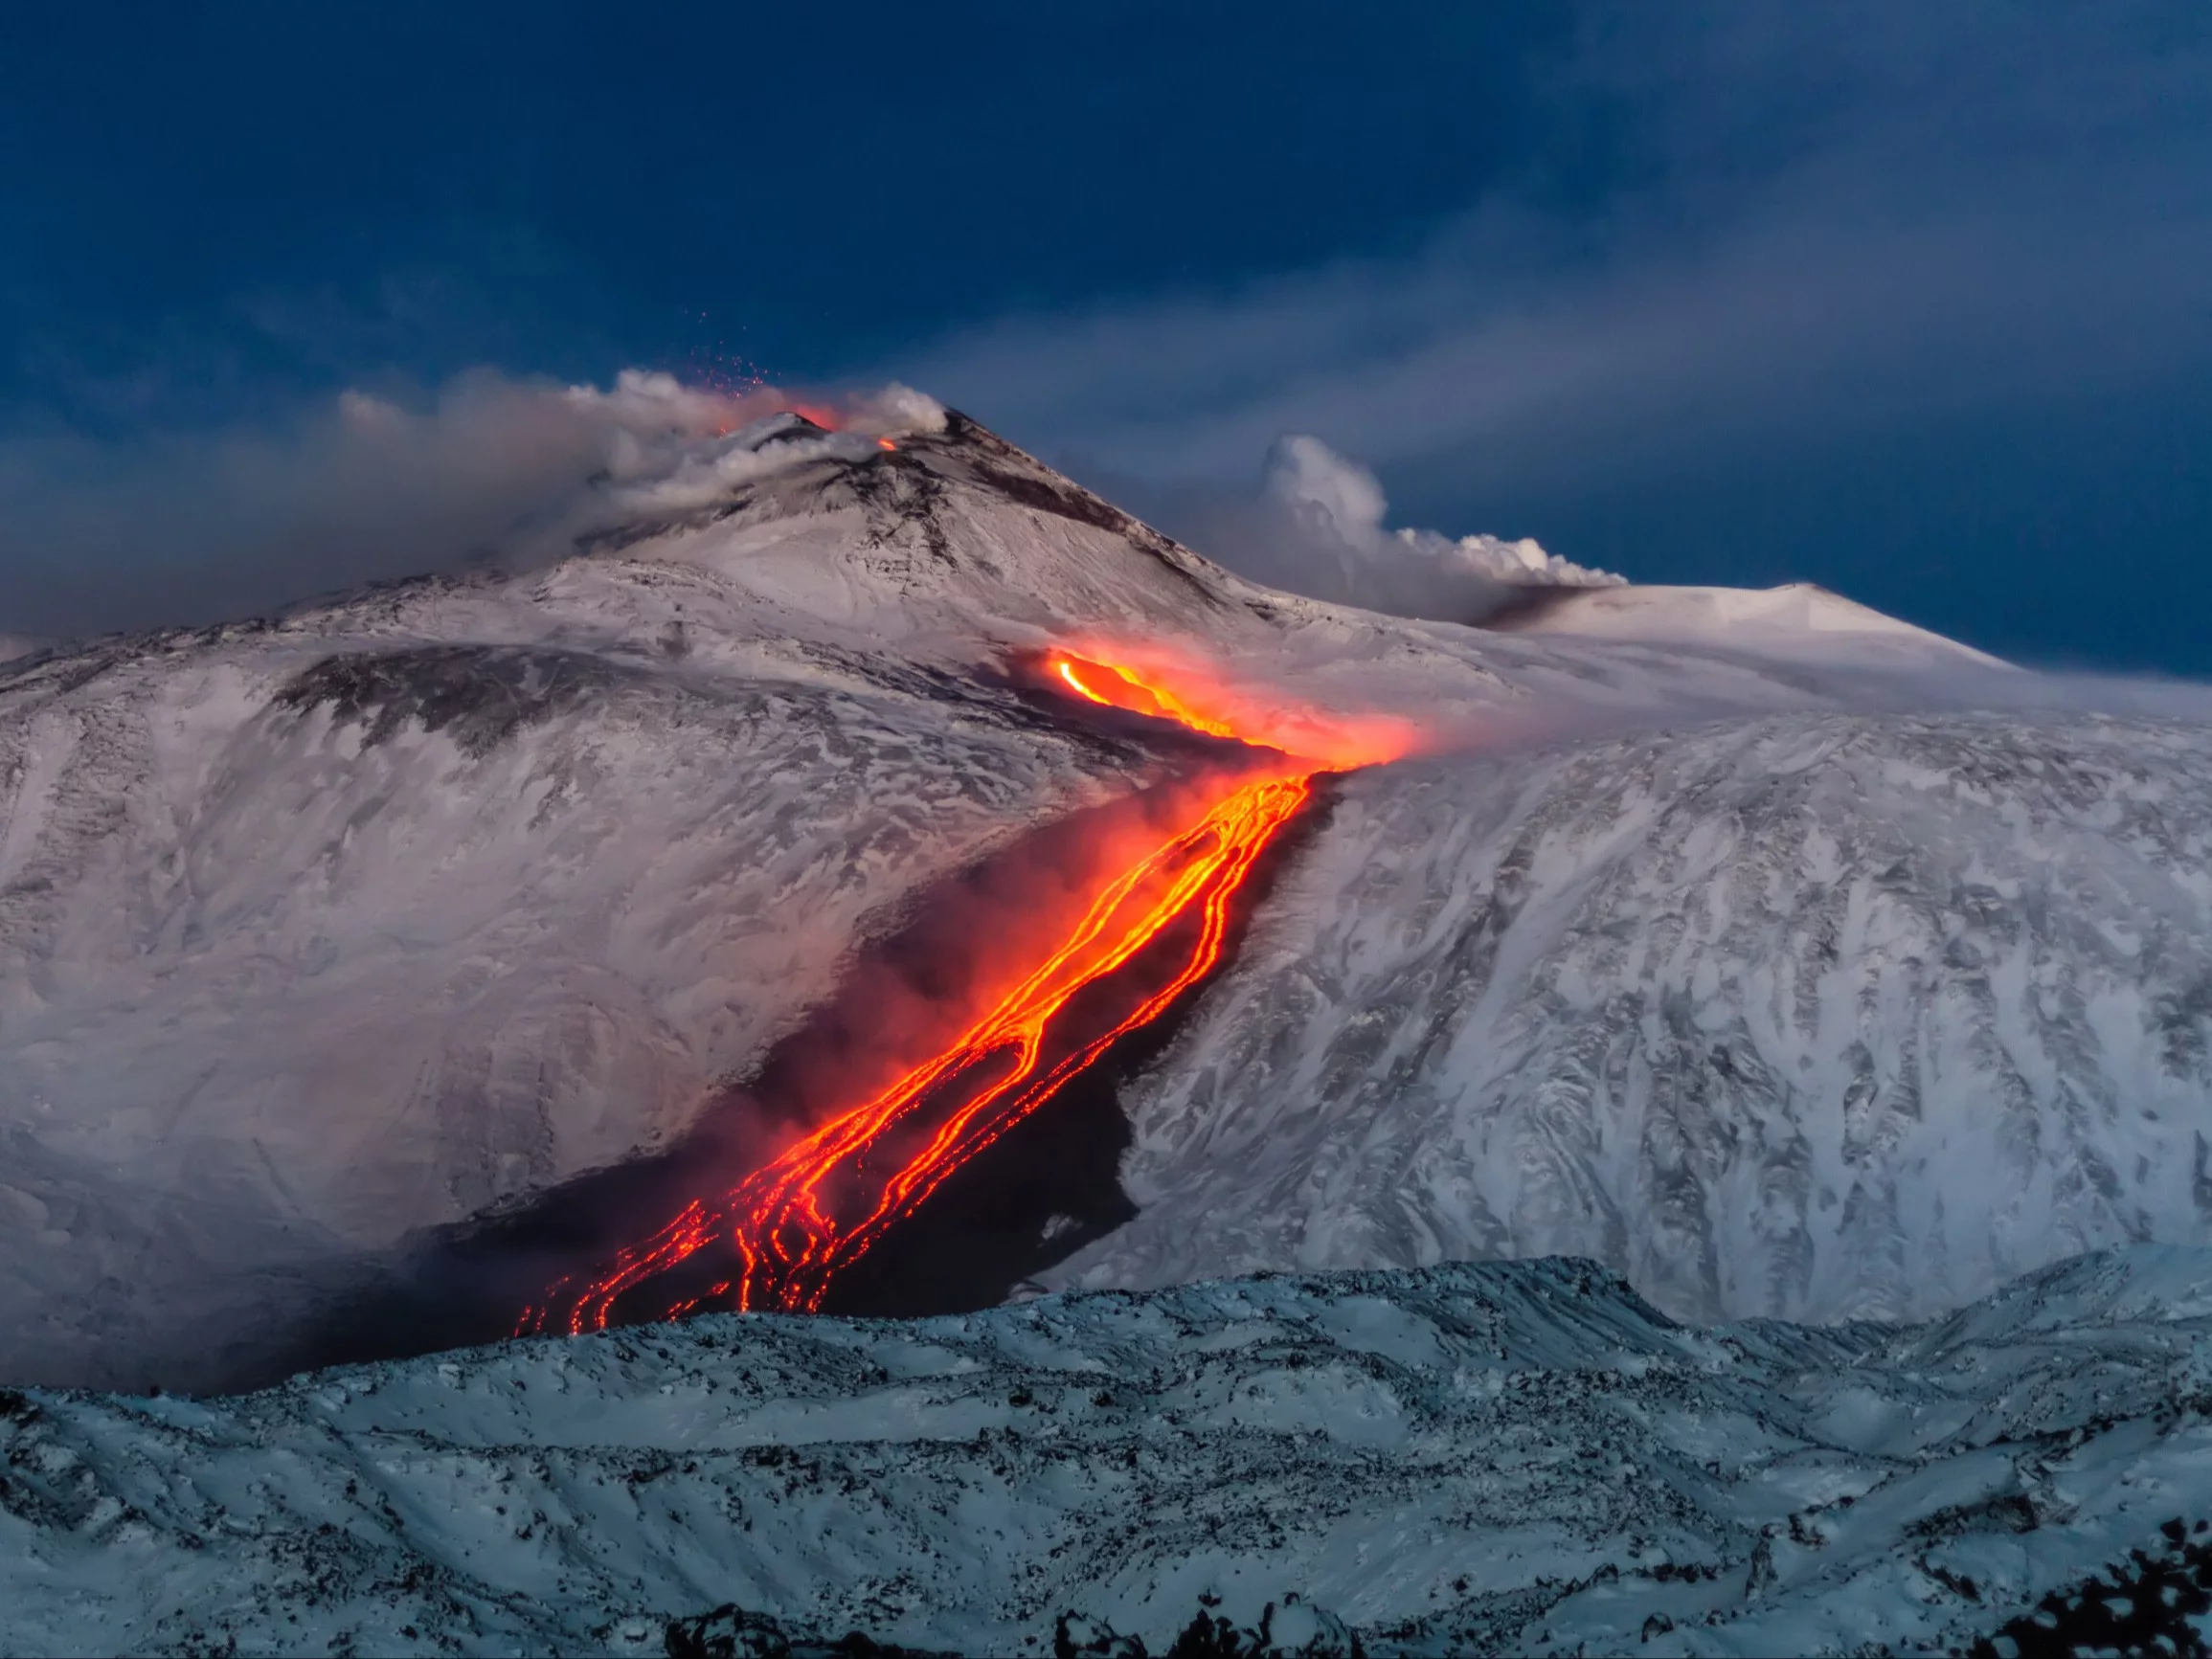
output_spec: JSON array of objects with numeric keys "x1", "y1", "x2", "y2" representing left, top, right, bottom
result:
[{"x1": 519, "y1": 650, "x2": 1390, "y2": 1333}]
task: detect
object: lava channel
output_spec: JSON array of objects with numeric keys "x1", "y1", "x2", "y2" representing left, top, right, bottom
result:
[{"x1": 519, "y1": 650, "x2": 1386, "y2": 1334}]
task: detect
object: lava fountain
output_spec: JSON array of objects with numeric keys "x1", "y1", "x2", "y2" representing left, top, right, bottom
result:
[{"x1": 518, "y1": 649, "x2": 1405, "y2": 1334}]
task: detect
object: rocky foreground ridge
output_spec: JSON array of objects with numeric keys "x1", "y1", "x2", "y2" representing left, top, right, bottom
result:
[{"x1": 4, "y1": 1249, "x2": 2211, "y2": 1656}]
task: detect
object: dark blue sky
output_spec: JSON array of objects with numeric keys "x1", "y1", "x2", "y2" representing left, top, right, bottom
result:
[{"x1": 4, "y1": 1, "x2": 2208, "y2": 671}]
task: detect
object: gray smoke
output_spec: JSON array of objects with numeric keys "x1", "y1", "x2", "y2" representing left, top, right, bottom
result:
[{"x1": 0, "y1": 373, "x2": 942, "y2": 641}]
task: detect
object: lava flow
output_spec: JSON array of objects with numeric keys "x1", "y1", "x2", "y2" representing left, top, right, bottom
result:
[{"x1": 519, "y1": 649, "x2": 1392, "y2": 1334}]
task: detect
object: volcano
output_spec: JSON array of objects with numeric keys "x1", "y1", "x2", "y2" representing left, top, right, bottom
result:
[{"x1": 1, "y1": 399, "x2": 2209, "y2": 1397}]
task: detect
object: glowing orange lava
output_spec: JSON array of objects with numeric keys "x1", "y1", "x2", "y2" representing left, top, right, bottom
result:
[
  {"x1": 1044, "y1": 647, "x2": 1416, "y2": 771},
  {"x1": 1050, "y1": 653, "x2": 1240, "y2": 741},
  {"x1": 520, "y1": 647, "x2": 1379, "y2": 1334}
]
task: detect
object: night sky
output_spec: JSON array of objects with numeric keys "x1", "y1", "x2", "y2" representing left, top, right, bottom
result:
[{"x1": 3, "y1": 1, "x2": 2207, "y2": 671}]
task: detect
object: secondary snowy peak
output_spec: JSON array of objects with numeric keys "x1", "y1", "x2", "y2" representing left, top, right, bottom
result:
[
  {"x1": 6, "y1": 1249, "x2": 2209, "y2": 1656},
  {"x1": 1487, "y1": 581, "x2": 2004, "y2": 669}
]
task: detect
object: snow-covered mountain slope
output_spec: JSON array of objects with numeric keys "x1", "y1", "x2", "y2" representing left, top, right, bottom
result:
[
  {"x1": 0, "y1": 638, "x2": 1161, "y2": 1389},
  {"x1": 0, "y1": 396, "x2": 2197, "y2": 1392},
  {"x1": 1051, "y1": 712, "x2": 2212, "y2": 1325},
  {"x1": 5, "y1": 1249, "x2": 2210, "y2": 1657}
]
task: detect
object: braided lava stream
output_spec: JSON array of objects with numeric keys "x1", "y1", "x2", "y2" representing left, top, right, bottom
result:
[{"x1": 518, "y1": 649, "x2": 1406, "y2": 1334}]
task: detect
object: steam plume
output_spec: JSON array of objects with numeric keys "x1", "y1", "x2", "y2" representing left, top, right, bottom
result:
[{"x1": 1107, "y1": 435, "x2": 1620, "y2": 624}]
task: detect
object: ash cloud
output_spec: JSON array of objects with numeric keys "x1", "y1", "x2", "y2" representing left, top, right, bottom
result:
[{"x1": 0, "y1": 372, "x2": 944, "y2": 641}]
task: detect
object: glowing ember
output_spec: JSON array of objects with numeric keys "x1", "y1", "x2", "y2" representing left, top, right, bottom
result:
[{"x1": 520, "y1": 648, "x2": 1385, "y2": 1334}]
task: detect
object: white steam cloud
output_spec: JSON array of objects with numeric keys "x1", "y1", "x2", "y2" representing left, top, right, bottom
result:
[
  {"x1": 1107, "y1": 434, "x2": 1619, "y2": 624},
  {"x1": 1266, "y1": 434, "x2": 1618, "y2": 594},
  {"x1": 0, "y1": 373, "x2": 947, "y2": 640}
]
